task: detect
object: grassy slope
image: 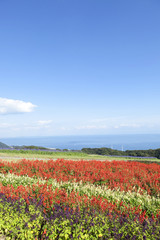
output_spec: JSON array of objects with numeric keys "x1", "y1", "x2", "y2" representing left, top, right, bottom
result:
[{"x1": 0, "y1": 149, "x2": 158, "y2": 162}]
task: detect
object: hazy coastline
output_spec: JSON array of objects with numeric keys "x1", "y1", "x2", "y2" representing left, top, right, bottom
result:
[{"x1": 1, "y1": 134, "x2": 160, "y2": 151}]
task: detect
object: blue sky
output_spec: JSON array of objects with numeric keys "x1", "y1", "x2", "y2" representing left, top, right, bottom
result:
[{"x1": 0, "y1": 0, "x2": 160, "y2": 137}]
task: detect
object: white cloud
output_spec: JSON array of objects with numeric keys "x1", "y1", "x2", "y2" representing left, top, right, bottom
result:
[{"x1": 0, "y1": 97, "x2": 37, "y2": 114}]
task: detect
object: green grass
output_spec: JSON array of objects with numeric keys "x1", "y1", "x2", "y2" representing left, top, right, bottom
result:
[{"x1": 0, "y1": 149, "x2": 159, "y2": 162}]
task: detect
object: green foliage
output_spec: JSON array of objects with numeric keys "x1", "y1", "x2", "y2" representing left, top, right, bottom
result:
[
  {"x1": 82, "y1": 147, "x2": 160, "y2": 160},
  {"x1": 1, "y1": 148, "x2": 159, "y2": 162},
  {"x1": 13, "y1": 145, "x2": 49, "y2": 150},
  {"x1": 0, "y1": 169, "x2": 160, "y2": 239},
  {"x1": 0, "y1": 149, "x2": 88, "y2": 157},
  {"x1": 1, "y1": 200, "x2": 159, "y2": 240},
  {"x1": 154, "y1": 148, "x2": 160, "y2": 159},
  {"x1": 0, "y1": 198, "x2": 43, "y2": 239}
]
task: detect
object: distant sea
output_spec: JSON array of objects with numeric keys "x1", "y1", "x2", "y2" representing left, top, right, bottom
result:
[{"x1": 1, "y1": 134, "x2": 160, "y2": 151}]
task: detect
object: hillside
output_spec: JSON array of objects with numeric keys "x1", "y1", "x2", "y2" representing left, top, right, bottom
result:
[{"x1": 0, "y1": 141, "x2": 11, "y2": 149}]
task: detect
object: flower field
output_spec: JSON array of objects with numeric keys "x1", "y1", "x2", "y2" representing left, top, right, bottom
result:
[{"x1": 0, "y1": 159, "x2": 160, "y2": 239}]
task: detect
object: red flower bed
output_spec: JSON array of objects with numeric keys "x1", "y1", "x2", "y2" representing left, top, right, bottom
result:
[{"x1": 0, "y1": 159, "x2": 159, "y2": 196}]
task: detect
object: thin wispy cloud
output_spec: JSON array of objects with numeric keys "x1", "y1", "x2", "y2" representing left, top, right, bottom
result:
[
  {"x1": 0, "y1": 98, "x2": 36, "y2": 114},
  {"x1": 90, "y1": 118, "x2": 112, "y2": 123},
  {"x1": 114, "y1": 123, "x2": 141, "y2": 129},
  {"x1": 0, "y1": 120, "x2": 53, "y2": 137},
  {"x1": 0, "y1": 123, "x2": 11, "y2": 128},
  {"x1": 22, "y1": 120, "x2": 53, "y2": 130},
  {"x1": 89, "y1": 116, "x2": 160, "y2": 129},
  {"x1": 37, "y1": 120, "x2": 53, "y2": 126},
  {"x1": 90, "y1": 117, "x2": 130, "y2": 123},
  {"x1": 75, "y1": 125, "x2": 107, "y2": 130}
]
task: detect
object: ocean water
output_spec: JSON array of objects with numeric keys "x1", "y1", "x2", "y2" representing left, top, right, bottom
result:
[{"x1": 1, "y1": 134, "x2": 160, "y2": 151}]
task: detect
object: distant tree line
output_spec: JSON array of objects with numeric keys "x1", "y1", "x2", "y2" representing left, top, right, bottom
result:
[
  {"x1": 81, "y1": 147, "x2": 160, "y2": 159},
  {"x1": 12, "y1": 146, "x2": 81, "y2": 152},
  {"x1": 1, "y1": 141, "x2": 160, "y2": 159},
  {"x1": 13, "y1": 145, "x2": 49, "y2": 150}
]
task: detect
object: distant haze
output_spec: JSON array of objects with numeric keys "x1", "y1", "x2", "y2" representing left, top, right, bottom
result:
[{"x1": 1, "y1": 134, "x2": 160, "y2": 151}]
